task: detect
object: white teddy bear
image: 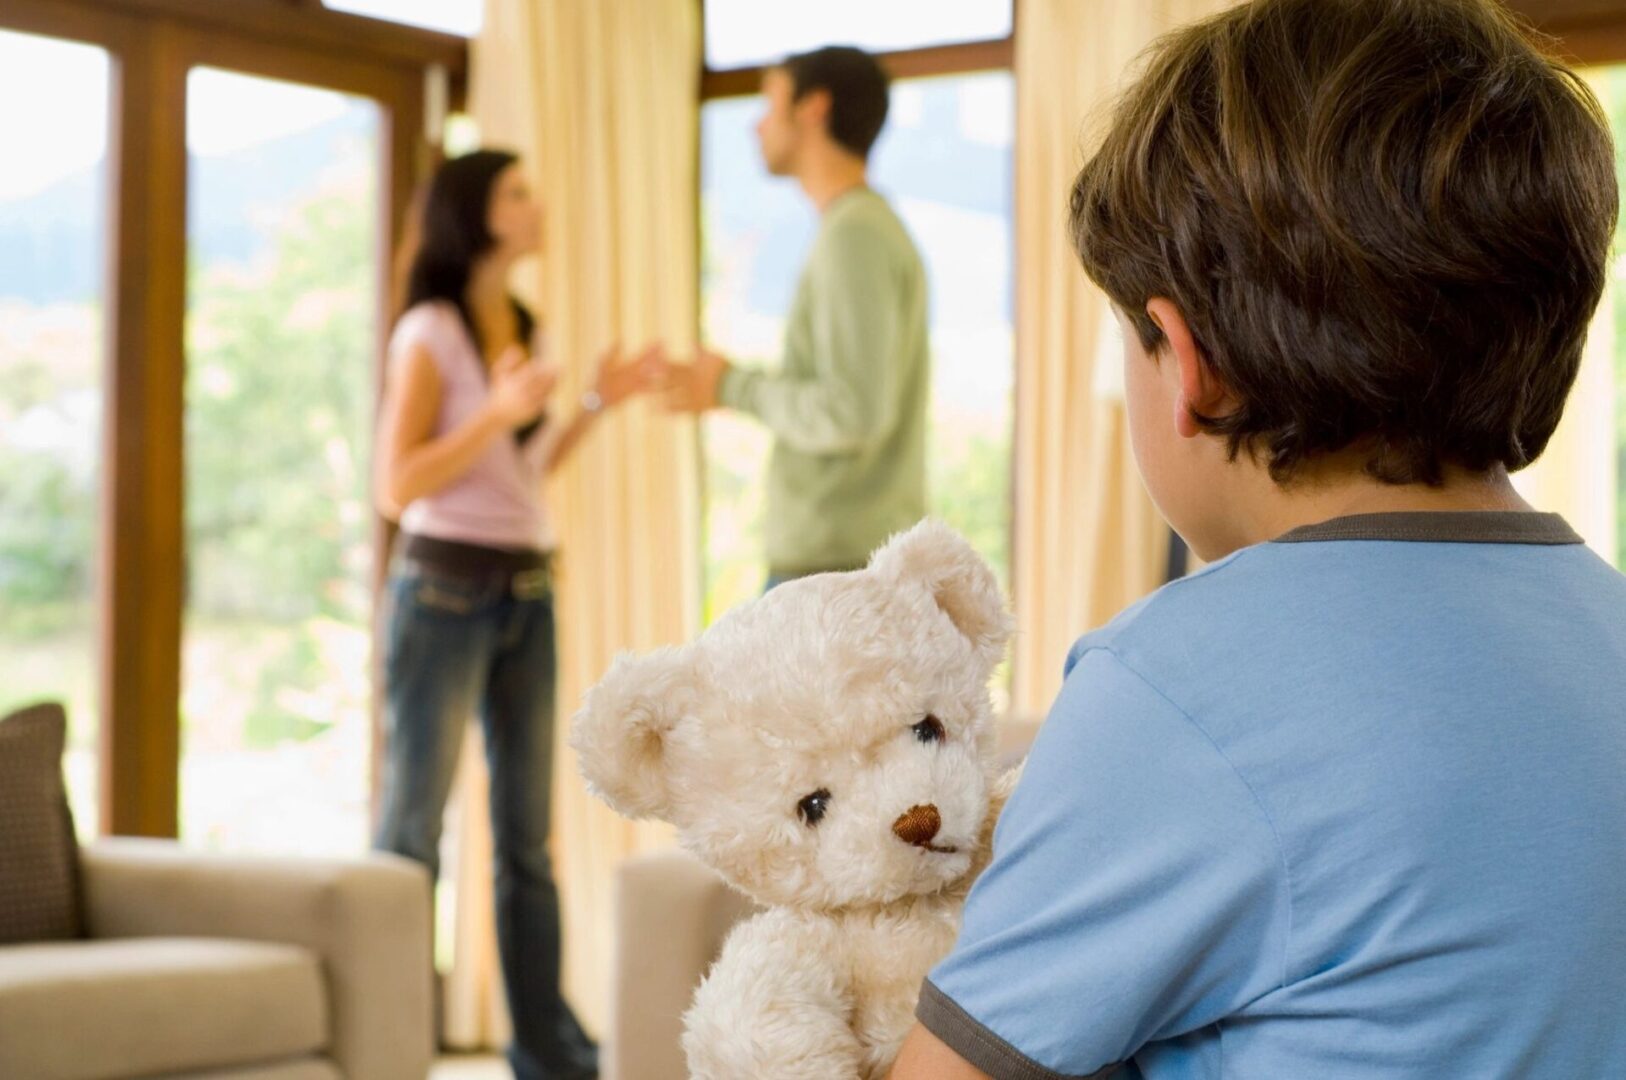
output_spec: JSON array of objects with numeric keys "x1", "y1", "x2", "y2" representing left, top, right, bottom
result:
[{"x1": 571, "y1": 520, "x2": 1020, "y2": 1080}]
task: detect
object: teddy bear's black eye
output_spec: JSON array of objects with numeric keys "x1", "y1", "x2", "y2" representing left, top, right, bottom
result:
[
  {"x1": 911, "y1": 715, "x2": 946, "y2": 745},
  {"x1": 797, "y1": 788, "x2": 831, "y2": 826}
]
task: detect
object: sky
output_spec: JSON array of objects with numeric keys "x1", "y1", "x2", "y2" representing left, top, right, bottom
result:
[{"x1": 0, "y1": 30, "x2": 378, "y2": 202}]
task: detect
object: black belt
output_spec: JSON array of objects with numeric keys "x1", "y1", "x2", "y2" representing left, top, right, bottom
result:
[{"x1": 399, "y1": 533, "x2": 550, "y2": 579}]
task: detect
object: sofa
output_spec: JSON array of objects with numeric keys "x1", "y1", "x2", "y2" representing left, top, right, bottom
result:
[
  {"x1": 603, "y1": 718, "x2": 1041, "y2": 1080},
  {"x1": 0, "y1": 839, "x2": 434, "y2": 1080}
]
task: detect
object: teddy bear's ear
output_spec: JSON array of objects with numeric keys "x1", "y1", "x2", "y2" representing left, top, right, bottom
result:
[
  {"x1": 570, "y1": 647, "x2": 692, "y2": 822},
  {"x1": 868, "y1": 519, "x2": 1012, "y2": 666}
]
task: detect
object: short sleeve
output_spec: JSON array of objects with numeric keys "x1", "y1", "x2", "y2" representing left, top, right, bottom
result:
[
  {"x1": 920, "y1": 647, "x2": 1291, "y2": 1079},
  {"x1": 387, "y1": 303, "x2": 454, "y2": 383}
]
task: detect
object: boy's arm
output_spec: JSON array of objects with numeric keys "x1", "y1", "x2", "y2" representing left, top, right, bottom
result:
[
  {"x1": 916, "y1": 646, "x2": 1291, "y2": 1079},
  {"x1": 889, "y1": 1023, "x2": 992, "y2": 1079},
  {"x1": 719, "y1": 221, "x2": 902, "y2": 454}
]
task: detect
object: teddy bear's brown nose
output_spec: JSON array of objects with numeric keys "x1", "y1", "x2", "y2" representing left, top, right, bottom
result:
[{"x1": 892, "y1": 804, "x2": 941, "y2": 847}]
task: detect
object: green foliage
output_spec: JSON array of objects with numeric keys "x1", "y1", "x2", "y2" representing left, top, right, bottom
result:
[
  {"x1": 2, "y1": 179, "x2": 377, "y2": 755},
  {"x1": 0, "y1": 446, "x2": 96, "y2": 626},
  {"x1": 185, "y1": 190, "x2": 375, "y2": 625},
  {"x1": 930, "y1": 428, "x2": 1011, "y2": 593}
]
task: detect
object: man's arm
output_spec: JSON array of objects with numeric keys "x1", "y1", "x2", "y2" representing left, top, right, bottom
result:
[
  {"x1": 713, "y1": 220, "x2": 903, "y2": 453},
  {"x1": 889, "y1": 1023, "x2": 991, "y2": 1080}
]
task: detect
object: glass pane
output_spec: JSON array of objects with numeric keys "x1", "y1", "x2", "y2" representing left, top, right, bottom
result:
[
  {"x1": 700, "y1": 72, "x2": 1015, "y2": 625},
  {"x1": 182, "y1": 68, "x2": 380, "y2": 853},
  {"x1": 0, "y1": 30, "x2": 110, "y2": 835},
  {"x1": 706, "y1": 0, "x2": 1011, "y2": 69},
  {"x1": 323, "y1": 0, "x2": 483, "y2": 37}
]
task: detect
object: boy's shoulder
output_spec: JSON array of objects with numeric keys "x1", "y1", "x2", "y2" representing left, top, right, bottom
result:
[
  {"x1": 1064, "y1": 543, "x2": 1270, "y2": 682},
  {"x1": 1065, "y1": 526, "x2": 1626, "y2": 721}
]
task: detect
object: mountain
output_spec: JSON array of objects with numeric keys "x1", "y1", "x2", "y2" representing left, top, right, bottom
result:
[{"x1": 0, "y1": 108, "x2": 373, "y2": 306}]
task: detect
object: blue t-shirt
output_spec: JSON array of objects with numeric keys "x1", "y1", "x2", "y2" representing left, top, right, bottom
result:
[{"x1": 922, "y1": 512, "x2": 1626, "y2": 1079}]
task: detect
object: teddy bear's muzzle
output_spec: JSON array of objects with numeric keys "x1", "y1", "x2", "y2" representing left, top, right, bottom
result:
[{"x1": 892, "y1": 804, "x2": 956, "y2": 853}]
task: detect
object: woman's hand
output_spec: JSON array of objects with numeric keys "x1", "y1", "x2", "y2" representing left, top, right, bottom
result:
[
  {"x1": 593, "y1": 341, "x2": 671, "y2": 409},
  {"x1": 487, "y1": 345, "x2": 558, "y2": 428}
]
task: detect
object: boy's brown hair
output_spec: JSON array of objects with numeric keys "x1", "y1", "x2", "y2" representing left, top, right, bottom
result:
[{"x1": 1070, "y1": 0, "x2": 1618, "y2": 484}]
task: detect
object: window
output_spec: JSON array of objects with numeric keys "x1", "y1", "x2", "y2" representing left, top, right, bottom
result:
[
  {"x1": 0, "y1": 29, "x2": 110, "y2": 834},
  {"x1": 699, "y1": 71, "x2": 1015, "y2": 617},
  {"x1": 180, "y1": 69, "x2": 382, "y2": 853},
  {"x1": 704, "y1": 0, "x2": 1011, "y2": 69},
  {"x1": 323, "y1": 0, "x2": 483, "y2": 38}
]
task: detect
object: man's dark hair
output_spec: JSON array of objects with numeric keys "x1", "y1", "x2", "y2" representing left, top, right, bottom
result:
[
  {"x1": 781, "y1": 46, "x2": 891, "y2": 159},
  {"x1": 1070, "y1": 0, "x2": 1618, "y2": 484}
]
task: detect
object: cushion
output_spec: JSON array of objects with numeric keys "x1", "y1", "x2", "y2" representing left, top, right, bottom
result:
[
  {"x1": 182, "y1": 1062, "x2": 342, "y2": 1080},
  {"x1": 0, "y1": 936, "x2": 329, "y2": 1080},
  {"x1": 0, "y1": 702, "x2": 81, "y2": 943}
]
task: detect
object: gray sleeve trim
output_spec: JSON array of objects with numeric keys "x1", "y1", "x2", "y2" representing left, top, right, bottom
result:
[
  {"x1": 1272, "y1": 511, "x2": 1581, "y2": 545},
  {"x1": 915, "y1": 978, "x2": 1126, "y2": 1080}
]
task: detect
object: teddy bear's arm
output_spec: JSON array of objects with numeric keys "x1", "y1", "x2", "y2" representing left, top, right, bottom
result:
[{"x1": 682, "y1": 913, "x2": 864, "y2": 1080}]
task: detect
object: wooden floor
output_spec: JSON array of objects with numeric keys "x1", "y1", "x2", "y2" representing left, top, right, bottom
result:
[{"x1": 431, "y1": 1055, "x2": 508, "y2": 1079}]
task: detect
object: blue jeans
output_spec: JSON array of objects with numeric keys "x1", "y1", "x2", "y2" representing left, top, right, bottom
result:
[{"x1": 373, "y1": 562, "x2": 596, "y2": 1080}]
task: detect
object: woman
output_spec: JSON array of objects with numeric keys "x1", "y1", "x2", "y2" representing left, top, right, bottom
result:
[{"x1": 373, "y1": 149, "x2": 657, "y2": 1080}]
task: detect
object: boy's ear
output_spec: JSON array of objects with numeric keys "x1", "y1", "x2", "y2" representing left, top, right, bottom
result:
[
  {"x1": 570, "y1": 647, "x2": 693, "y2": 822},
  {"x1": 868, "y1": 519, "x2": 1012, "y2": 667},
  {"x1": 1146, "y1": 296, "x2": 1233, "y2": 439}
]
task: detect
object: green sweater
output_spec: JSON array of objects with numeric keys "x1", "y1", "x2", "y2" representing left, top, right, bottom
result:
[{"x1": 719, "y1": 188, "x2": 929, "y2": 574}]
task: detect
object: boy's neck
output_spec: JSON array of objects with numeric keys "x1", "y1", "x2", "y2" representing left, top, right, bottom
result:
[{"x1": 1208, "y1": 459, "x2": 1533, "y2": 559}]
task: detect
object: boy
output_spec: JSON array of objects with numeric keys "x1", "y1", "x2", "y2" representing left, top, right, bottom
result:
[{"x1": 890, "y1": 0, "x2": 1626, "y2": 1076}]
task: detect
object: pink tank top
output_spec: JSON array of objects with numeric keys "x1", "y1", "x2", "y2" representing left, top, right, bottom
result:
[{"x1": 388, "y1": 301, "x2": 555, "y2": 551}]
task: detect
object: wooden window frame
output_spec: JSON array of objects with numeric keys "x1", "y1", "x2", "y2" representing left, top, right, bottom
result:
[
  {"x1": 1506, "y1": 1, "x2": 1626, "y2": 66},
  {"x1": 2, "y1": 0, "x2": 466, "y2": 838},
  {"x1": 701, "y1": 37, "x2": 1016, "y2": 99}
]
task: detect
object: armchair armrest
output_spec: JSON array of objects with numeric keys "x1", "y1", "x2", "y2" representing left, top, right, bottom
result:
[
  {"x1": 80, "y1": 838, "x2": 432, "y2": 1080},
  {"x1": 608, "y1": 849, "x2": 755, "y2": 1080}
]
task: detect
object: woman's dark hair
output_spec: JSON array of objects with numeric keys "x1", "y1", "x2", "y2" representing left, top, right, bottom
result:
[
  {"x1": 1070, "y1": 0, "x2": 1617, "y2": 485},
  {"x1": 404, "y1": 148, "x2": 535, "y2": 355}
]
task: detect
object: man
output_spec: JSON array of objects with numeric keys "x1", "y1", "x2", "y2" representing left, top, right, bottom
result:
[{"x1": 667, "y1": 46, "x2": 929, "y2": 587}]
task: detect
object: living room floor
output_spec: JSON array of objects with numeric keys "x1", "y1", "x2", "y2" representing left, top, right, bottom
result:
[{"x1": 433, "y1": 1055, "x2": 507, "y2": 1078}]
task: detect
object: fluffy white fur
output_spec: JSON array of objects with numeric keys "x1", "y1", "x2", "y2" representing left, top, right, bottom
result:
[{"x1": 571, "y1": 520, "x2": 1019, "y2": 1080}]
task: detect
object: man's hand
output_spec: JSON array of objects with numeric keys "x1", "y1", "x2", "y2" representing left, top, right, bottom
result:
[
  {"x1": 888, "y1": 1023, "x2": 992, "y2": 1080},
  {"x1": 593, "y1": 341, "x2": 669, "y2": 409},
  {"x1": 664, "y1": 347, "x2": 731, "y2": 414}
]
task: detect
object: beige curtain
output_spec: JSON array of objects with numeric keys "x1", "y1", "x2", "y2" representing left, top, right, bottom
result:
[
  {"x1": 1513, "y1": 69, "x2": 1619, "y2": 562},
  {"x1": 1513, "y1": 285, "x2": 1619, "y2": 559},
  {"x1": 443, "y1": 0, "x2": 700, "y2": 1048},
  {"x1": 1011, "y1": 0, "x2": 1240, "y2": 714}
]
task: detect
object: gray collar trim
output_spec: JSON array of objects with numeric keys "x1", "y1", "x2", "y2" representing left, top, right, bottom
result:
[{"x1": 1274, "y1": 511, "x2": 1582, "y2": 546}]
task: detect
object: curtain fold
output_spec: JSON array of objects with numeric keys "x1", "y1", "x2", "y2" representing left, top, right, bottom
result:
[
  {"x1": 449, "y1": 0, "x2": 700, "y2": 1046},
  {"x1": 1011, "y1": 0, "x2": 1241, "y2": 715},
  {"x1": 1513, "y1": 71, "x2": 1618, "y2": 561}
]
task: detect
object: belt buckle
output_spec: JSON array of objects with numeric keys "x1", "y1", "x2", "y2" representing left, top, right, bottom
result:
[{"x1": 511, "y1": 567, "x2": 550, "y2": 599}]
